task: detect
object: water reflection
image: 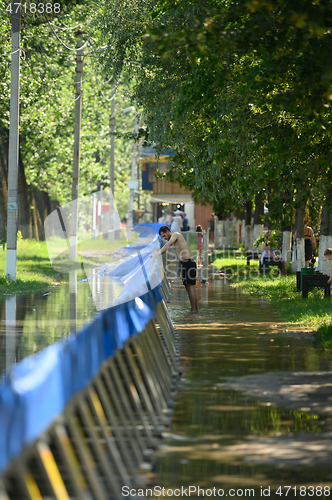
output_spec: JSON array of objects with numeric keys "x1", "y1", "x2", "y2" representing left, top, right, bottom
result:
[
  {"x1": 69, "y1": 270, "x2": 77, "y2": 332},
  {"x1": 152, "y1": 280, "x2": 332, "y2": 498},
  {"x1": 5, "y1": 296, "x2": 16, "y2": 372},
  {"x1": 0, "y1": 273, "x2": 97, "y2": 380}
]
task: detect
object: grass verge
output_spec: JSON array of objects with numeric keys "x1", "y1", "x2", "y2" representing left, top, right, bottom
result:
[
  {"x1": 315, "y1": 324, "x2": 332, "y2": 349},
  {"x1": 212, "y1": 256, "x2": 332, "y2": 349},
  {"x1": 0, "y1": 236, "x2": 134, "y2": 298},
  {"x1": 0, "y1": 240, "x2": 59, "y2": 297}
]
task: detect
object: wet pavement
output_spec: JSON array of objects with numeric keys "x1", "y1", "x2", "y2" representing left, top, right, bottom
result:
[{"x1": 151, "y1": 279, "x2": 332, "y2": 499}]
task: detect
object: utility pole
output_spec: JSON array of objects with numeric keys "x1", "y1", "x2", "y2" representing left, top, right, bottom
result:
[
  {"x1": 137, "y1": 161, "x2": 140, "y2": 220},
  {"x1": 6, "y1": 1, "x2": 21, "y2": 280},
  {"x1": 97, "y1": 180, "x2": 102, "y2": 238},
  {"x1": 127, "y1": 115, "x2": 139, "y2": 240},
  {"x1": 69, "y1": 30, "x2": 84, "y2": 261},
  {"x1": 109, "y1": 84, "x2": 115, "y2": 243}
]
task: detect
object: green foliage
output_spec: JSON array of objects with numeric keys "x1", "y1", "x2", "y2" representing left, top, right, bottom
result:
[
  {"x1": 95, "y1": 0, "x2": 332, "y2": 222},
  {"x1": 17, "y1": 230, "x2": 23, "y2": 244},
  {"x1": 0, "y1": 0, "x2": 141, "y2": 220},
  {"x1": 254, "y1": 230, "x2": 278, "y2": 249},
  {"x1": 2, "y1": 0, "x2": 332, "y2": 227}
]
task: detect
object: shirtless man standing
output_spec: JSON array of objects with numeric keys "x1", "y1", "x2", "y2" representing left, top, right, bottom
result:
[{"x1": 154, "y1": 226, "x2": 198, "y2": 313}]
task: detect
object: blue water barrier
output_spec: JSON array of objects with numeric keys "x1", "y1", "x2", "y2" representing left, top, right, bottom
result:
[
  {"x1": 0, "y1": 287, "x2": 162, "y2": 473},
  {"x1": 80, "y1": 227, "x2": 169, "y2": 310},
  {"x1": 0, "y1": 240, "x2": 177, "y2": 499}
]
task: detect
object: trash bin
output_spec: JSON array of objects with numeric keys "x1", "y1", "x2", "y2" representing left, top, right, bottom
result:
[{"x1": 300, "y1": 267, "x2": 315, "y2": 291}]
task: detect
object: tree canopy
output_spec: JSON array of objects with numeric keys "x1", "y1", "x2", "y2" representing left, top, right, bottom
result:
[
  {"x1": 1, "y1": 0, "x2": 332, "y2": 238},
  {"x1": 0, "y1": 0, "x2": 142, "y2": 236},
  {"x1": 95, "y1": 0, "x2": 332, "y2": 227}
]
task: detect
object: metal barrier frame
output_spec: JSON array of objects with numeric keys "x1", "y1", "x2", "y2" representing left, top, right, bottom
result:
[{"x1": 0, "y1": 279, "x2": 178, "y2": 500}]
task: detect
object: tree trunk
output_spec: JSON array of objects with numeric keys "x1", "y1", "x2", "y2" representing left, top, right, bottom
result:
[
  {"x1": 30, "y1": 189, "x2": 39, "y2": 241},
  {"x1": 252, "y1": 195, "x2": 264, "y2": 251},
  {"x1": 244, "y1": 200, "x2": 252, "y2": 251},
  {"x1": 236, "y1": 206, "x2": 245, "y2": 244},
  {"x1": 295, "y1": 196, "x2": 306, "y2": 272},
  {"x1": 318, "y1": 199, "x2": 330, "y2": 273},
  {"x1": 266, "y1": 182, "x2": 276, "y2": 230},
  {"x1": 234, "y1": 207, "x2": 244, "y2": 220},
  {"x1": 0, "y1": 133, "x2": 58, "y2": 242},
  {"x1": 282, "y1": 200, "x2": 293, "y2": 267},
  {"x1": 32, "y1": 187, "x2": 45, "y2": 241},
  {"x1": 17, "y1": 151, "x2": 33, "y2": 239},
  {"x1": 282, "y1": 229, "x2": 292, "y2": 267},
  {"x1": 31, "y1": 187, "x2": 55, "y2": 240}
]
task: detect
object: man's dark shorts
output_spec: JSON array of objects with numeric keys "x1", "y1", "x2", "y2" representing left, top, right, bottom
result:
[{"x1": 180, "y1": 259, "x2": 197, "y2": 286}]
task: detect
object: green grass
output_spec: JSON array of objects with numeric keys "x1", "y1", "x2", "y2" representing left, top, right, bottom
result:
[
  {"x1": 213, "y1": 255, "x2": 332, "y2": 348},
  {"x1": 79, "y1": 236, "x2": 133, "y2": 251},
  {"x1": 315, "y1": 324, "x2": 332, "y2": 349},
  {"x1": 212, "y1": 255, "x2": 260, "y2": 280},
  {"x1": 0, "y1": 235, "x2": 138, "y2": 298},
  {"x1": 0, "y1": 240, "x2": 59, "y2": 297}
]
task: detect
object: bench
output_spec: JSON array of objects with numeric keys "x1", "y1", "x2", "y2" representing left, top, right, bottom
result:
[
  {"x1": 246, "y1": 253, "x2": 281, "y2": 275},
  {"x1": 302, "y1": 272, "x2": 331, "y2": 298},
  {"x1": 259, "y1": 257, "x2": 282, "y2": 275}
]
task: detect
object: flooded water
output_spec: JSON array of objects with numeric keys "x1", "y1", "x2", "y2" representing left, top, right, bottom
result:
[
  {"x1": 1, "y1": 274, "x2": 332, "y2": 498},
  {"x1": 0, "y1": 272, "x2": 97, "y2": 380},
  {"x1": 151, "y1": 279, "x2": 332, "y2": 499}
]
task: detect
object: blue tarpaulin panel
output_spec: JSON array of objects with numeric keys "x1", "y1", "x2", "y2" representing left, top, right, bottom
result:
[
  {"x1": 0, "y1": 264, "x2": 163, "y2": 473},
  {"x1": 134, "y1": 223, "x2": 165, "y2": 233}
]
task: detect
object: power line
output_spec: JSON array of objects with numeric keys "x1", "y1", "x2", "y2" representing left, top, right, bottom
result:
[
  {"x1": 80, "y1": 39, "x2": 119, "y2": 101},
  {"x1": 44, "y1": 13, "x2": 89, "y2": 52},
  {"x1": 19, "y1": 41, "x2": 110, "y2": 99},
  {"x1": 81, "y1": 45, "x2": 109, "y2": 56},
  {"x1": 17, "y1": 44, "x2": 115, "y2": 103},
  {"x1": 5, "y1": 46, "x2": 26, "y2": 57},
  {"x1": 18, "y1": 56, "x2": 85, "y2": 109},
  {"x1": 3, "y1": 13, "x2": 125, "y2": 112},
  {"x1": 100, "y1": 88, "x2": 117, "y2": 102},
  {"x1": 48, "y1": 20, "x2": 81, "y2": 31}
]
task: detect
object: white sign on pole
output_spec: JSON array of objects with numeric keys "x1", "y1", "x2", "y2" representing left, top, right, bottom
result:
[{"x1": 128, "y1": 180, "x2": 139, "y2": 190}]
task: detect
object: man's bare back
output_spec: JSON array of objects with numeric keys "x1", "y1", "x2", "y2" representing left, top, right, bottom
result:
[{"x1": 170, "y1": 232, "x2": 192, "y2": 261}]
